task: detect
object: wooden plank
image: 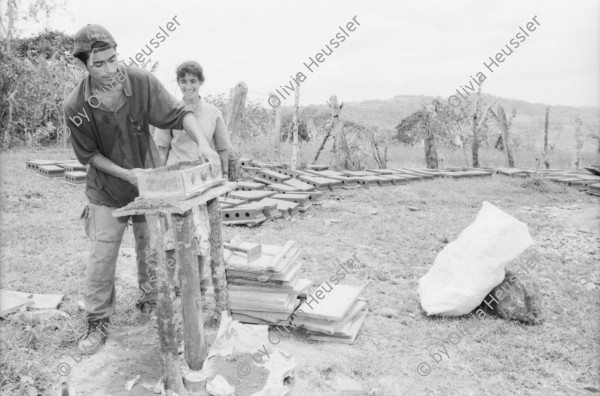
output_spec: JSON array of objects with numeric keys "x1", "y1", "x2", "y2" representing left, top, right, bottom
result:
[
  {"x1": 296, "y1": 284, "x2": 363, "y2": 321},
  {"x1": 113, "y1": 183, "x2": 236, "y2": 217}
]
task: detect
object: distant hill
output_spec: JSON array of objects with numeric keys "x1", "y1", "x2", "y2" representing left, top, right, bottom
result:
[{"x1": 296, "y1": 95, "x2": 600, "y2": 150}]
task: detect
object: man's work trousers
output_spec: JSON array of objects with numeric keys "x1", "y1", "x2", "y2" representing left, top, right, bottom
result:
[{"x1": 83, "y1": 203, "x2": 157, "y2": 321}]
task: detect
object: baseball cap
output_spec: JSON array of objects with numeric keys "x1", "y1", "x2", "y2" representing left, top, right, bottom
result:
[{"x1": 73, "y1": 24, "x2": 117, "y2": 56}]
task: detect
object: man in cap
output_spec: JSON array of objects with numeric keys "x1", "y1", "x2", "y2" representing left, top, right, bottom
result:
[{"x1": 64, "y1": 24, "x2": 221, "y2": 354}]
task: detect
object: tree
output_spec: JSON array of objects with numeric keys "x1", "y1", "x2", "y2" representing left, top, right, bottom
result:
[{"x1": 1, "y1": 29, "x2": 83, "y2": 147}]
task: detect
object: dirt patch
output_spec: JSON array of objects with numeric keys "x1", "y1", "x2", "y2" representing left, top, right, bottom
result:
[{"x1": 208, "y1": 354, "x2": 269, "y2": 396}]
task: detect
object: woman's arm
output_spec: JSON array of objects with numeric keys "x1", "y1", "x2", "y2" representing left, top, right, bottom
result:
[
  {"x1": 218, "y1": 149, "x2": 229, "y2": 178},
  {"x1": 157, "y1": 146, "x2": 169, "y2": 166}
]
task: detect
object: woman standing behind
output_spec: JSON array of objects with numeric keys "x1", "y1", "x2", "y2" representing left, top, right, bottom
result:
[{"x1": 154, "y1": 61, "x2": 230, "y2": 177}]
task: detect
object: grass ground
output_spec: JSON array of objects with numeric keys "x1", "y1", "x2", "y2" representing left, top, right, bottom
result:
[{"x1": 0, "y1": 147, "x2": 599, "y2": 395}]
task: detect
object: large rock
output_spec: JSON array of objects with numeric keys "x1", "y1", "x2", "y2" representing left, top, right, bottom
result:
[{"x1": 479, "y1": 269, "x2": 543, "y2": 325}]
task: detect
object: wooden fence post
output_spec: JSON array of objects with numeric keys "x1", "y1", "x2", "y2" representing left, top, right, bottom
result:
[
  {"x1": 172, "y1": 210, "x2": 206, "y2": 371},
  {"x1": 490, "y1": 105, "x2": 515, "y2": 167},
  {"x1": 226, "y1": 82, "x2": 248, "y2": 181},
  {"x1": 146, "y1": 214, "x2": 187, "y2": 395},
  {"x1": 206, "y1": 198, "x2": 231, "y2": 319},
  {"x1": 543, "y1": 106, "x2": 550, "y2": 169},
  {"x1": 271, "y1": 92, "x2": 282, "y2": 162},
  {"x1": 328, "y1": 95, "x2": 357, "y2": 170},
  {"x1": 291, "y1": 82, "x2": 300, "y2": 169}
]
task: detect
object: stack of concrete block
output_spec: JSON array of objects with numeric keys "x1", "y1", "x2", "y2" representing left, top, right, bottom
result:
[{"x1": 218, "y1": 238, "x2": 312, "y2": 325}]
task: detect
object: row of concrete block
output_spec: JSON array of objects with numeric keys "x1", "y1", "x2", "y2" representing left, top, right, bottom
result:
[{"x1": 25, "y1": 159, "x2": 87, "y2": 185}]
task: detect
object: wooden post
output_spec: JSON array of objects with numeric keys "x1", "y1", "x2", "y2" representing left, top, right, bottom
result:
[
  {"x1": 328, "y1": 95, "x2": 357, "y2": 170},
  {"x1": 206, "y1": 198, "x2": 231, "y2": 320},
  {"x1": 313, "y1": 123, "x2": 333, "y2": 163},
  {"x1": 146, "y1": 214, "x2": 187, "y2": 395},
  {"x1": 490, "y1": 105, "x2": 515, "y2": 167},
  {"x1": 543, "y1": 106, "x2": 550, "y2": 169},
  {"x1": 171, "y1": 210, "x2": 206, "y2": 371},
  {"x1": 226, "y1": 82, "x2": 248, "y2": 181},
  {"x1": 271, "y1": 92, "x2": 282, "y2": 162},
  {"x1": 471, "y1": 85, "x2": 482, "y2": 168},
  {"x1": 574, "y1": 115, "x2": 584, "y2": 170},
  {"x1": 291, "y1": 82, "x2": 300, "y2": 170}
]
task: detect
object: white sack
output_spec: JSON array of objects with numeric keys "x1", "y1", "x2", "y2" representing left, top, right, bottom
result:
[{"x1": 418, "y1": 201, "x2": 534, "y2": 316}]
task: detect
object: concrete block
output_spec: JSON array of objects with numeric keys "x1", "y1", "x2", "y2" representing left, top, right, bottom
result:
[
  {"x1": 379, "y1": 174, "x2": 409, "y2": 185},
  {"x1": 307, "y1": 164, "x2": 329, "y2": 171},
  {"x1": 259, "y1": 201, "x2": 282, "y2": 219},
  {"x1": 341, "y1": 170, "x2": 375, "y2": 177},
  {"x1": 258, "y1": 198, "x2": 300, "y2": 218},
  {"x1": 272, "y1": 193, "x2": 312, "y2": 211},
  {"x1": 26, "y1": 160, "x2": 58, "y2": 171},
  {"x1": 229, "y1": 190, "x2": 277, "y2": 202},
  {"x1": 258, "y1": 169, "x2": 292, "y2": 183},
  {"x1": 239, "y1": 158, "x2": 253, "y2": 167},
  {"x1": 222, "y1": 203, "x2": 267, "y2": 226},
  {"x1": 276, "y1": 168, "x2": 313, "y2": 179},
  {"x1": 252, "y1": 176, "x2": 272, "y2": 185},
  {"x1": 136, "y1": 161, "x2": 223, "y2": 200},
  {"x1": 218, "y1": 197, "x2": 246, "y2": 207},
  {"x1": 64, "y1": 171, "x2": 87, "y2": 185},
  {"x1": 313, "y1": 171, "x2": 362, "y2": 187},
  {"x1": 38, "y1": 165, "x2": 65, "y2": 178},
  {"x1": 299, "y1": 175, "x2": 342, "y2": 191},
  {"x1": 235, "y1": 181, "x2": 265, "y2": 191},
  {"x1": 366, "y1": 169, "x2": 394, "y2": 175},
  {"x1": 283, "y1": 178, "x2": 317, "y2": 192},
  {"x1": 60, "y1": 163, "x2": 87, "y2": 172},
  {"x1": 353, "y1": 176, "x2": 379, "y2": 187},
  {"x1": 266, "y1": 183, "x2": 300, "y2": 193}
]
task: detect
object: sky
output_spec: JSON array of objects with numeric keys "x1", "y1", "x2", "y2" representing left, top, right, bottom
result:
[{"x1": 13, "y1": 0, "x2": 600, "y2": 109}]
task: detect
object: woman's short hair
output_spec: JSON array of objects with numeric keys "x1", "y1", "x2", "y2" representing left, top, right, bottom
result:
[{"x1": 176, "y1": 61, "x2": 204, "y2": 83}]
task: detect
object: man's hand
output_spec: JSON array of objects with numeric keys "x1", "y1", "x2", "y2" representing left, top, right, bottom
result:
[
  {"x1": 199, "y1": 149, "x2": 223, "y2": 178},
  {"x1": 124, "y1": 168, "x2": 147, "y2": 185}
]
